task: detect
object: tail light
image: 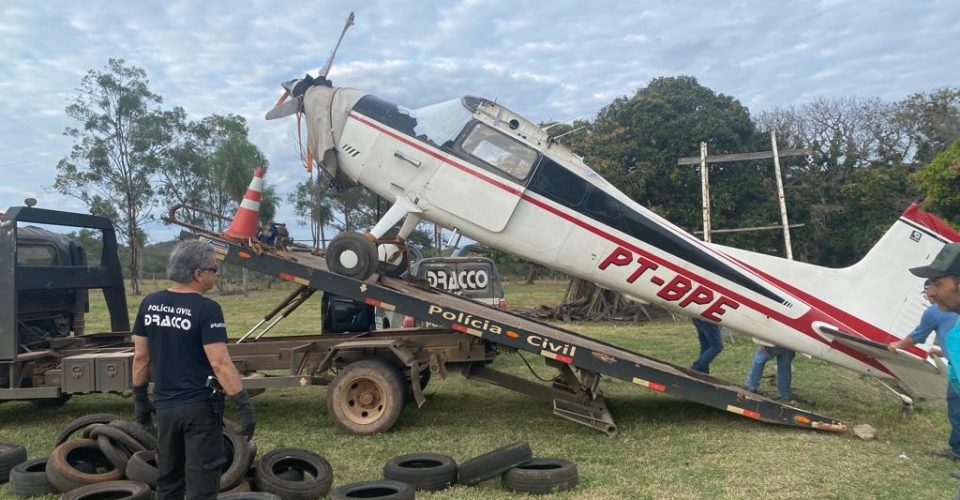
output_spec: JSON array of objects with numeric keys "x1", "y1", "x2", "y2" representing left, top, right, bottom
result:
[
  {"x1": 402, "y1": 315, "x2": 416, "y2": 328},
  {"x1": 498, "y1": 298, "x2": 508, "y2": 310}
]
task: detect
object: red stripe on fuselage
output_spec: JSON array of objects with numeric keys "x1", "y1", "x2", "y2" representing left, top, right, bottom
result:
[{"x1": 347, "y1": 112, "x2": 895, "y2": 376}]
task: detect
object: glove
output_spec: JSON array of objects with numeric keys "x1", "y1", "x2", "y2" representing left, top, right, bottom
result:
[
  {"x1": 230, "y1": 390, "x2": 256, "y2": 439},
  {"x1": 132, "y1": 384, "x2": 154, "y2": 427}
]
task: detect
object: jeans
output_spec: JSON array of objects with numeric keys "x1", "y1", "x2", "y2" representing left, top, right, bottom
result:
[
  {"x1": 691, "y1": 319, "x2": 724, "y2": 374},
  {"x1": 156, "y1": 401, "x2": 225, "y2": 500},
  {"x1": 744, "y1": 346, "x2": 796, "y2": 398},
  {"x1": 949, "y1": 384, "x2": 960, "y2": 455}
]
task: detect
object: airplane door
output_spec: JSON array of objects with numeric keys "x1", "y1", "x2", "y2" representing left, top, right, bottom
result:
[{"x1": 423, "y1": 122, "x2": 538, "y2": 233}]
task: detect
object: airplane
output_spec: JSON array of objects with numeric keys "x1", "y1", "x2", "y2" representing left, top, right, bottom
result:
[{"x1": 264, "y1": 13, "x2": 959, "y2": 404}]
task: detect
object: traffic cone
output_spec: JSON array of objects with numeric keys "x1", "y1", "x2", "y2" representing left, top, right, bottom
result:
[{"x1": 223, "y1": 167, "x2": 265, "y2": 242}]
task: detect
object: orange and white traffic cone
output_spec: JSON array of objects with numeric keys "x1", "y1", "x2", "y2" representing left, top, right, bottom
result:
[{"x1": 223, "y1": 167, "x2": 265, "y2": 242}]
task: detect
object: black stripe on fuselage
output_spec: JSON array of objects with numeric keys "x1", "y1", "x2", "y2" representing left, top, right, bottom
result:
[
  {"x1": 352, "y1": 95, "x2": 786, "y2": 305},
  {"x1": 527, "y1": 157, "x2": 787, "y2": 305}
]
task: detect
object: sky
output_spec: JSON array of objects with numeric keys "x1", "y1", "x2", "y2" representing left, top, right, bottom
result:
[{"x1": 1, "y1": 0, "x2": 957, "y2": 244}]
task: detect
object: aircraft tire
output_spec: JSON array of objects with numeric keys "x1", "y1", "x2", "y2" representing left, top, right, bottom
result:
[
  {"x1": 327, "y1": 358, "x2": 405, "y2": 435},
  {"x1": 327, "y1": 232, "x2": 378, "y2": 280},
  {"x1": 501, "y1": 457, "x2": 579, "y2": 494}
]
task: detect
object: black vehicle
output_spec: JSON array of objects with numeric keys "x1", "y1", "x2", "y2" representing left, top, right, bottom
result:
[{"x1": 12, "y1": 226, "x2": 90, "y2": 348}]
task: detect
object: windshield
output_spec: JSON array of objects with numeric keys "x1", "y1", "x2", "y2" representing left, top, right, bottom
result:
[{"x1": 411, "y1": 98, "x2": 474, "y2": 146}]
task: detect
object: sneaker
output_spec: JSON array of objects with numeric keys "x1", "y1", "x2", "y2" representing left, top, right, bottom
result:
[{"x1": 931, "y1": 449, "x2": 960, "y2": 460}]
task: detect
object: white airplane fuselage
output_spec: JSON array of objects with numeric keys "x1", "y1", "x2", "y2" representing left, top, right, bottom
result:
[{"x1": 299, "y1": 85, "x2": 954, "y2": 397}]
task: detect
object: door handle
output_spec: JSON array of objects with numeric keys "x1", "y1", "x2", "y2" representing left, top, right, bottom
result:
[{"x1": 394, "y1": 150, "x2": 421, "y2": 168}]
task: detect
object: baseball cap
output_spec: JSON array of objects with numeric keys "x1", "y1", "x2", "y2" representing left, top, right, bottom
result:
[{"x1": 910, "y1": 243, "x2": 960, "y2": 279}]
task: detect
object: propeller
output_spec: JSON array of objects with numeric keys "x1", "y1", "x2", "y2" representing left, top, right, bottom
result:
[{"x1": 264, "y1": 11, "x2": 356, "y2": 121}]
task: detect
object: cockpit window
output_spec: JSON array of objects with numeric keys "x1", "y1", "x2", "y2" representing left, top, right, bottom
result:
[
  {"x1": 411, "y1": 98, "x2": 474, "y2": 147},
  {"x1": 461, "y1": 122, "x2": 538, "y2": 180}
]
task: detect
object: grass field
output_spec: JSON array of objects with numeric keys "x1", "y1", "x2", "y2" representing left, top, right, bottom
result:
[{"x1": 2, "y1": 280, "x2": 959, "y2": 499}]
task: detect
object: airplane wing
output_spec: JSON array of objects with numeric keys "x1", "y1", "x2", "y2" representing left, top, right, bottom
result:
[{"x1": 818, "y1": 325, "x2": 947, "y2": 403}]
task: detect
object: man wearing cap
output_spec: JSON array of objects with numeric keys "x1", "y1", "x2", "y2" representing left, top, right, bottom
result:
[{"x1": 909, "y1": 242, "x2": 960, "y2": 461}]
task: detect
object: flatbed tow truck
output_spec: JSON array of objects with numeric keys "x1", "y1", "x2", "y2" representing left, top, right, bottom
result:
[{"x1": 1, "y1": 205, "x2": 846, "y2": 435}]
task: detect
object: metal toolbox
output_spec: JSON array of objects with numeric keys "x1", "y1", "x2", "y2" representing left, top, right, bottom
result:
[{"x1": 61, "y1": 351, "x2": 133, "y2": 394}]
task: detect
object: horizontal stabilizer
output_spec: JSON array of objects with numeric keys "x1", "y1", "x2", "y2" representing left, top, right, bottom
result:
[{"x1": 819, "y1": 325, "x2": 946, "y2": 403}]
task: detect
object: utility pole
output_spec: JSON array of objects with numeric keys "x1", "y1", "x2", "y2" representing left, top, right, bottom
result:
[
  {"x1": 700, "y1": 142, "x2": 711, "y2": 242},
  {"x1": 677, "y1": 137, "x2": 812, "y2": 259}
]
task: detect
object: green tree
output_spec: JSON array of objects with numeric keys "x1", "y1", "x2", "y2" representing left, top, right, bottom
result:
[
  {"x1": 159, "y1": 114, "x2": 274, "y2": 231},
  {"x1": 896, "y1": 87, "x2": 960, "y2": 165},
  {"x1": 54, "y1": 59, "x2": 176, "y2": 295},
  {"x1": 577, "y1": 76, "x2": 763, "y2": 246},
  {"x1": 914, "y1": 137, "x2": 960, "y2": 228},
  {"x1": 289, "y1": 173, "x2": 335, "y2": 250}
]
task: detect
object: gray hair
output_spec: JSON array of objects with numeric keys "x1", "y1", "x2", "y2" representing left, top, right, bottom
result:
[{"x1": 167, "y1": 240, "x2": 216, "y2": 283}]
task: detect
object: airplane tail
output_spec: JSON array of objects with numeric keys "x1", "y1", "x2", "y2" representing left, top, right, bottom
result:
[
  {"x1": 716, "y1": 203, "x2": 958, "y2": 340},
  {"x1": 714, "y1": 203, "x2": 959, "y2": 401}
]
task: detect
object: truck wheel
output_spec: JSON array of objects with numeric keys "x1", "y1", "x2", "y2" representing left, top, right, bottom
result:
[
  {"x1": 328, "y1": 359, "x2": 405, "y2": 435},
  {"x1": 255, "y1": 448, "x2": 333, "y2": 499},
  {"x1": 59, "y1": 480, "x2": 152, "y2": 500},
  {"x1": 124, "y1": 451, "x2": 158, "y2": 489},
  {"x1": 326, "y1": 232, "x2": 378, "y2": 280},
  {"x1": 46, "y1": 439, "x2": 122, "y2": 492}
]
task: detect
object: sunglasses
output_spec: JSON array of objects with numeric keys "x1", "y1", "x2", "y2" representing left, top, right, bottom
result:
[{"x1": 197, "y1": 267, "x2": 219, "y2": 274}]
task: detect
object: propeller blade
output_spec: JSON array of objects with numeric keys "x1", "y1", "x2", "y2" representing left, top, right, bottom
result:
[{"x1": 265, "y1": 97, "x2": 302, "y2": 120}]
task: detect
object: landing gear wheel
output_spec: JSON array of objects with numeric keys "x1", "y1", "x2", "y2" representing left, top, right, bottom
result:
[
  {"x1": 328, "y1": 359, "x2": 405, "y2": 435},
  {"x1": 326, "y1": 232, "x2": 378, "y2": 280}
]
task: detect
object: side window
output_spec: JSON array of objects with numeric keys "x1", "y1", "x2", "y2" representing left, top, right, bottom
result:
[
  {"x1": 584, "y1": 187, "x2": 622, "y2": 220},
  {"x1": 461, "y1": 123, "x2": 538, "y2": 180},
  {"x1": 17, "y1": 244, "x2": 59, "y2": 266},
  {"x1": 529, "y1": 157, "x2": 589, "y2": 207}
]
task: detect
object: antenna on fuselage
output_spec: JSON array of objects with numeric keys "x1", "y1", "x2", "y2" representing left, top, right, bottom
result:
[{"x1": 317, "y1": 11, "x2": 355, "y2": 79}]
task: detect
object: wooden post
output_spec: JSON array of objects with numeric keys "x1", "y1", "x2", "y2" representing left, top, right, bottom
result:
[
  {"x1": 770, "y1": 131, "x2": 794, "y2": 260},
  {"x1": 700, "y1": 141, "x2": 711, "y2": 243}
]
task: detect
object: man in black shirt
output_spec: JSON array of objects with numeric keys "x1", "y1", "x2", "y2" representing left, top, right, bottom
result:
[{"x1": 132, "y1": 240, "x2": 255, "y2": 499}]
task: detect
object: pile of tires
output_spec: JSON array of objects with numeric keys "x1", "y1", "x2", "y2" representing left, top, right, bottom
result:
[{"x1": 372, "y1": 441, "x2": 579, "y2": 496}]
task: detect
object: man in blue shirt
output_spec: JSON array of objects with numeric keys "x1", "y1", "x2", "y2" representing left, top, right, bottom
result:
[{"x1": 908, "y1": 243, "x2": 960, "y2": 461}]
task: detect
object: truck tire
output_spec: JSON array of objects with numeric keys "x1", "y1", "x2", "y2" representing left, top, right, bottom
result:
[
  {"x1": 60, "y1": 480, "x2": 152, "y2": 500},
  {"x1": 255, "y1": 448, "x2": 333, "y2": 500},
  {"x1": 0, "y1": 442, "x2": 28, "y2": 482},
  {"x1": 331, "y1": 480, "x2": 414, "y2": 500},
  {"x1": 124, "y1": 451, "x2": 158, "y2": 488},
  {"x1": 108, "y1": 420, "x2": 157, "y2": 451},
  {"x1": 8, "y1": 458, "x2": 57, "y2": 497},
  {"x1": 46, "y1": 439, "x2": 122, "y2": 492},
  {"x1": 502, "y1": 457, "x2": 579, "y2": 494},
  {"x1": 327, "y1": 358, "x2": 405, "y2": 435},
  {"x1": 383, "y1": 452, "x2": 456, "y2": 491},
  {"x1": 326, "y1": 232, "x2": 379, "y2": 280},
  {"x1": 457, "y1": 441, "x2": 532, "y2": 486},
  {"x1": 54, "y1": 414, "x2": 122, "y2": 446}
]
